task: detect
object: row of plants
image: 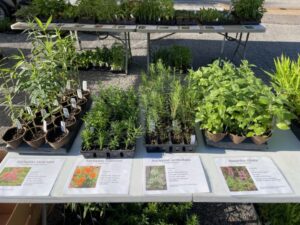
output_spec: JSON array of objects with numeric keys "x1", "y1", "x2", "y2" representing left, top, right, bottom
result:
[
  {"x1": 52, "y1": 203, "x2": 200, "y2": 225},
  {"x1": 152, "y1": 45, "x2": 192, "y2": 72},
  {"x1": 0, "y1": 18, "x2": 90, "y2": 150},
  {"x1": 75, "y1": 43, "x2": 126, "y2": 72},
  {"x1": 81, "y1": 85, "x2": 142, "y2": 157},
  {"x1": 15, "y1": 0, "x2": 265, "y2": 25},
  {"x1": 189, "y1": 60, "x2": 293, "y2": 145},
  {"x1": 140, "y1": 61, "x2": 197, "y2": 152}
]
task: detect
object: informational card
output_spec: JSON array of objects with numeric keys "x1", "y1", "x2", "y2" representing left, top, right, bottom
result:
[
  {"x1": 143, "y1": 156, "x2": 209, "y2": 195},
  {"x1": 0, "y1": 158, "x2": 64, "y2": 196},
  {"x1": 215, "y1": 157, "x2": 293, "y2": 195},
  {"x1": 64, "y1": 158, "x2": 132, "y2": 195}
]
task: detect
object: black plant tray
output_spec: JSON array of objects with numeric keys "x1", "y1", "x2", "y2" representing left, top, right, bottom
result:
[
  {"x1": 202, "y1": 131, "x2": 267, "y2": 151},
  {"x1": 81, "y1": 148, "x2": 135, "y2": 158},
  {"x1": 291, "y1": 120, "x2": 300, "y2": 141},
  {"x1": 145, "y1": 134, "x2": 198, "y2": 153},
  {"x1": 7, "y1": 98, "x2": 93, "y2": 155}
]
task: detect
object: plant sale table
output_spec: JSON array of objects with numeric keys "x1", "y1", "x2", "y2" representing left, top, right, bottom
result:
[
  {"x1": 135, "y1": 24, "x2": 266, "y2": 72},
  {"x1": 1, "y1": 127, "x2": 300, "y2": 204}
]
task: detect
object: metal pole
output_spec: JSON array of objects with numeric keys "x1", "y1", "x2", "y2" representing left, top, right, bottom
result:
[
  {"x1": 74, "y1": 31, "x2": 82, "y2": 51},
  {"x1": 42, "y1": 204, "x2": 47, "y2": 225},
  {"x1": 243, "y1": 33, "x2": 250, "y2": 59},
  {"x1": 128, "y1": 32, "x2": 132, "y2": 58},
  {"x1": 147, "y1": 33, "x2": 151, "y2": 74},
  {"x1": 220, "y1": 33, "x2": 227, "y2": 59},
  {"x1": 232, "y1": 33, "x2": 243, "y2": 60},
  {"x1": 125, "y1": 32, "x2": 129, "y2": 75}
]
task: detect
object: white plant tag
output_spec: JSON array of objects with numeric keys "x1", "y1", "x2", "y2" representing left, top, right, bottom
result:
[
  {"x1": 53, "y1": 100, "x2": 59, "y2": 106},
  {"x1": 66, "y1": 80, "x2": 71, "y2": 90},
  {"x1": 61, "y1": 121, "x2": 66, "y2": 133},
  {"x1": 77, "y1": 89, "x2": 83, "y2": 99},
  {"x1": 43, "y1": 120, "x2": 47, "y2": 133},
  {"x1": 15, "y1": 119, "x2": 22, "y2": 130},
  {"x1": 63, "y1": 108, "x2": 70, "y2": 118},
  {"x1": 191, "y1": 135, "x2": 196, "y2": 145},
  {"x1": 71, "y1": 98, "x2": 77, "y2": 108},
  {"x1": 83, "y1": 81, "x2": 88, "y2": 91},
  {"x1": 41, "y1": 109, "x2": 47, "y2": 118},
  {"x1": 26, "y1": 106, "x2": 33, "y2": 116}
]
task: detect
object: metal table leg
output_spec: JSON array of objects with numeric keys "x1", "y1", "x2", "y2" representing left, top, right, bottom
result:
[
  {"x1": 243, "y1": 33, "x2": 250, "y2": 59},
  {"x1": 125, "y1": 32, "x2": 129, "y2": 75},
  {"x1": 232, "y1": 33, "x2": 243, "y2": 59},
  {"x1": 147, "y1": 33, "x2": 151, "y2": 74},
  {"x1": 42, "y1": 204, "x2": 47, "y2": 225},
  {"x1": 74, "y1": 31, "x2": 82, "y2": 51},
  {"x1": 128, "y1": 32, "x2": 132, "y2": 58},
  {"x1": 220, "y1": 32, "x2": 227, "y2": 59}
]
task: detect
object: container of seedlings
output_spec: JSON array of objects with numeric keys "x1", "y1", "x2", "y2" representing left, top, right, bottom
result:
[
  {"x1": 81, "y1": 86, "x2": 142, "y2": 158},
  {"x1": 198, "y1": 8, "x2": 237, "y2": 25},
  {"x1": 46, "y1": 126, "x2": 70, "y2": 150},
  {"x1": 2, "y1": 127, "x2": 26, "y2": 149},
  {"x1": 189, "y1": 60, "x2": 292, "y2": 151},
  {"x1": 141, "y1": 61, "x2": 198, "y2": 153},
  {"x1": 175, "y1": 10, "x2": 198, "y2": 25}
]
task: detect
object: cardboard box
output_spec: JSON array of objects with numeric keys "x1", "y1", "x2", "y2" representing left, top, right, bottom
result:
[{"x1": 0, "y1": 204, "x2": 42, "y2": 225}]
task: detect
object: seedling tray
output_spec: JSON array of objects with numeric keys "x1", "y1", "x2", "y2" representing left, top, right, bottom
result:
[
  {"x1": 145, "y1": 134, "x2": 198, "y2": 153},
  {"x1": 6, "y1": 98, "x2": 93, "y2": 155},
  {"x1": 81, "y1": 148, "x2": 135, "y2": 158},
  {"x1": 202, "y1": 131, "x2": 268, "y2": 151},
  {"x1": 291, "y1": 120, "x2": 300, "y2": 141}
]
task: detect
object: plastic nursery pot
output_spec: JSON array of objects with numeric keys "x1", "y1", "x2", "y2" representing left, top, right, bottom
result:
[
  {"x1": 205, "y1": 130, "x2": 227, "y2": 143},
  {"x1": 2, "y1": 127, "x2": 26, "y2": 149},
  {"x1": 229, "y1": 133, "x2": 247, "y2": 145},
  {"x1": 77, "y1": 97, "x2": 87, "y2": 110},
  {"x1": 251, "y1": 133, "x2": 272, "y2": 145},
  {"x1": 82, "y1": 89, "x2": 91, "y2": 100},
  {"x1": 46, "y1": 127, "x2": 70, "y2": 150},
  {"x1": 69, "y1": 106, "x2": 82, "y2": 119},
  {"x1": 54, "y1": 116, "x2": 77, "y2": 131},
  {"x1": 64, "y1": 89, "x2": 76, "y2": 97},
  {"x1": 23, "y1": 127, "x2": 46, "y2": 149},
  {"x1": 59, "y1": 96, "x2": 70, "y2": 107}
]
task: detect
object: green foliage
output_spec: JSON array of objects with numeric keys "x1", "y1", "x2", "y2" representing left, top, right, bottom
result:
[
  {"x1": 198, "y1": 8, "x2": 234, "y2": 24},
  {"x1": 231, "y1": 0, "x2": 266, "y2": 22},
  {"x1": 82, "y1": 85, "x2": 142, "y2": 150},
  {"x1": 189, "y1": 60, "x2": 293, "y2": 136},
  {"x1": 267, "y1": 55, "x2": 300, "y2": 120},
  {"x1": 140, "y1": 61, "x2": 196, "y2": 144},
  {"x1": 67, "y1": 203, "x2": 199, "y2": 225},
  {"x1": 153, "y1": 45, "x2": 192, "y2": 72},
  {"x1": 257, "y1": 204, "x2": 300, "y2": 225}
]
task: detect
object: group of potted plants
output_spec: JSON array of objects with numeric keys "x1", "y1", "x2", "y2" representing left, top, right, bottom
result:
[
  {"x1": 140, "y1": 61, "x2": 197, "y2": 152},
  {"x1": 1, "y1": 18, "x2": 91, "y2": 151},
  {"x1": 75, "y1": 43, "x2": 126, "y2": 72},
  {"x1": 81, "y1": 85, "x2": 142, "y2": 158},
  {"x1": 15, "y1": 0, "x2": 265, "y2": 26},
  {"x1": 189, "y1": 60, "x2": 293, "y2": 146},
  {"x1": 267, "y1": 55, "x2": 300, "y2": 140}
]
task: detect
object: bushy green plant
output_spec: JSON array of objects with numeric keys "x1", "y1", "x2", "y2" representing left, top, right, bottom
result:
[
  {"x1": 111, "y1": 43, "x2": 126, "y2": 71},
  {"x1": 257, "y1": 204, "x2": 300, "y2": 225},
  {"x1": 66, "y1": 203, "x2": 200, "y2": 225},
  {"x1": 198, "y1": 8, "x2": 231, "y2": 24},
  {"x1": 189, "y1": 60, "x2": 293, "y2": 136},
  {"x1": 82, "y1": 85, "x2": 142, "y2": 150},
  {"x1": 153, "y1": 45, "x2": 192, "y2": 72},
  {"x1": 231, "y1": 0, "x2": 266, "y2": 22},
  {"x1": 267, "y1": 55, "x2": 300, "y2": 121}
]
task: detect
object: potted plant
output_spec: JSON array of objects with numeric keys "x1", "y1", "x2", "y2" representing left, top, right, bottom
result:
[
  {"x1": 198, "y1": 8, "x2": 236, "y2": 25},
  {"x1": 231, "y1": 0, "x2": 266, "y2": 24},
  {"x1": 46, "y1": 126, "x2": 70, "y2": 150},
  {"x1": 110, "y1": 43, "x2": 125, "y2": 72}
]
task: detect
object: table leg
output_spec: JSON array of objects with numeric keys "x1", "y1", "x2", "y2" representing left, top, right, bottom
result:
[
  {"x1": 220, "y1": 33, "x2": 227, "y2": 59},
  {"x1": 232, "y1": 33, "x2": 243, "y2": 60},
  {"x1": 42, "y1": 204, "x2": 47, "y2": 225},
  {"x1": 147, "y1": 33, "x2": 151, "y2": 74},
  {"x1": 128, "y1": 32, "x2": 132, "y2": 58},
  {"x1": 125, "y1": 32, "x2": 129, "y2": 75},
  {"x1": 243, "y1": 33, "x2": 250, "y2": 59},
  {"x1": 74, "y1": 31, "x2": 82, "y2": 51}
]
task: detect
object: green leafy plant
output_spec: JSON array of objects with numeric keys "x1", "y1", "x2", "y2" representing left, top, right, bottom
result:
[
  {"x1": 198, "y1": 8, "x2": 234, "y2": 24},
  {"x1": 231, "y1": 0, "x2": 266, "y2": 22}
]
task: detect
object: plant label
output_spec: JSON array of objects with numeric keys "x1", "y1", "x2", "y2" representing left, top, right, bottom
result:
[
  {"x1": 63, "y1": 108, "x2": 70, "y2": 119},
  {"x1": 82, "y1": 81, "x2": 88, "y2": 91},
  {"x1": 43, "y1": 120, "x2": 47, "y2": 133},
  {"x1": 53, "y1": 100, "x2": 59, "y2": 106},
  {"x1": 66, "y1": 80, "x2": 71, "y2": 90},
  {"x1": 15, "y1": 119, "x2": 22, "y2": 130},
  {"x1": 61, "y1": 121, "x2": 66, "y2": 133},
  {"x1": 71, "y1": 98, "x2": 77, "y2": 108},
  {"x1": 190, "y1": 135, "x2": 196, "y2": 145},
  {"x1": 77, "y1": 89, "x2": 83, "y2": 99},
  {"x1": 41, "y1": 109, "x2": 47, "y2": 118},
  {"x1": 26, "y1": 107, "x2": 33, "y2": 116}
]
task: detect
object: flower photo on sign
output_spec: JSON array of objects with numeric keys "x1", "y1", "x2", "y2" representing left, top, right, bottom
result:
[
  {"x1": 69, "y1": 166, "x2": 100, "y2": 188},
  {"x1": 0, "y1": 167, "x2": 31, "y2": 186},
  {"x1": 221, "y1": 166, "x2": 257, "y2": 192}
]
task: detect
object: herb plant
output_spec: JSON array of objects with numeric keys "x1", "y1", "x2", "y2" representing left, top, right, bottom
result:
[{"x1": 231, "y1": 0, "x2": 266, "y2": 22}]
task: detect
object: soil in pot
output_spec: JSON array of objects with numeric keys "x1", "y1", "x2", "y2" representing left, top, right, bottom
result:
[
  {"x1": 171, "y1": 132, "x2": 183, "y2": 144},
  {"x1": 70, "y1": 106, "x2": 82, "y2": 119},
  {"x1": 146, "y1": 133, "x2": 158, "y2": 145},
  {"x1": 229, "y1": 133, "x2": 246, "y2": 145},
  {"x1": 82, "y1": 90, "x2": 91, "y2": 100},
  {"x1": 46, "y1": 127, "x2": 70, "y2": 150},
  {"x1": 251, "y1": 132, "x2": 272, "y2": 145},
  {"x1": 2, "y1": 127, "x2": 26, "y2": 149},
  {"x1": 77, "y1": 98, "x2": 87, "y2": 109},
  {"x1": 205, "y1": 130, "x2": 227, "y2": 143},
  {"x1": 54, "y1": 116, "x2": 77, "y2": 131},
  {"x1": 23, "y1": 127, "x2": 46, "y2": 149}
]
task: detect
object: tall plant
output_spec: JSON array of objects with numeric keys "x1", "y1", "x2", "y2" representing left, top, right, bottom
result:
[{"x1": 231, "y1": 0, "x2": 266, "y2": 22}]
